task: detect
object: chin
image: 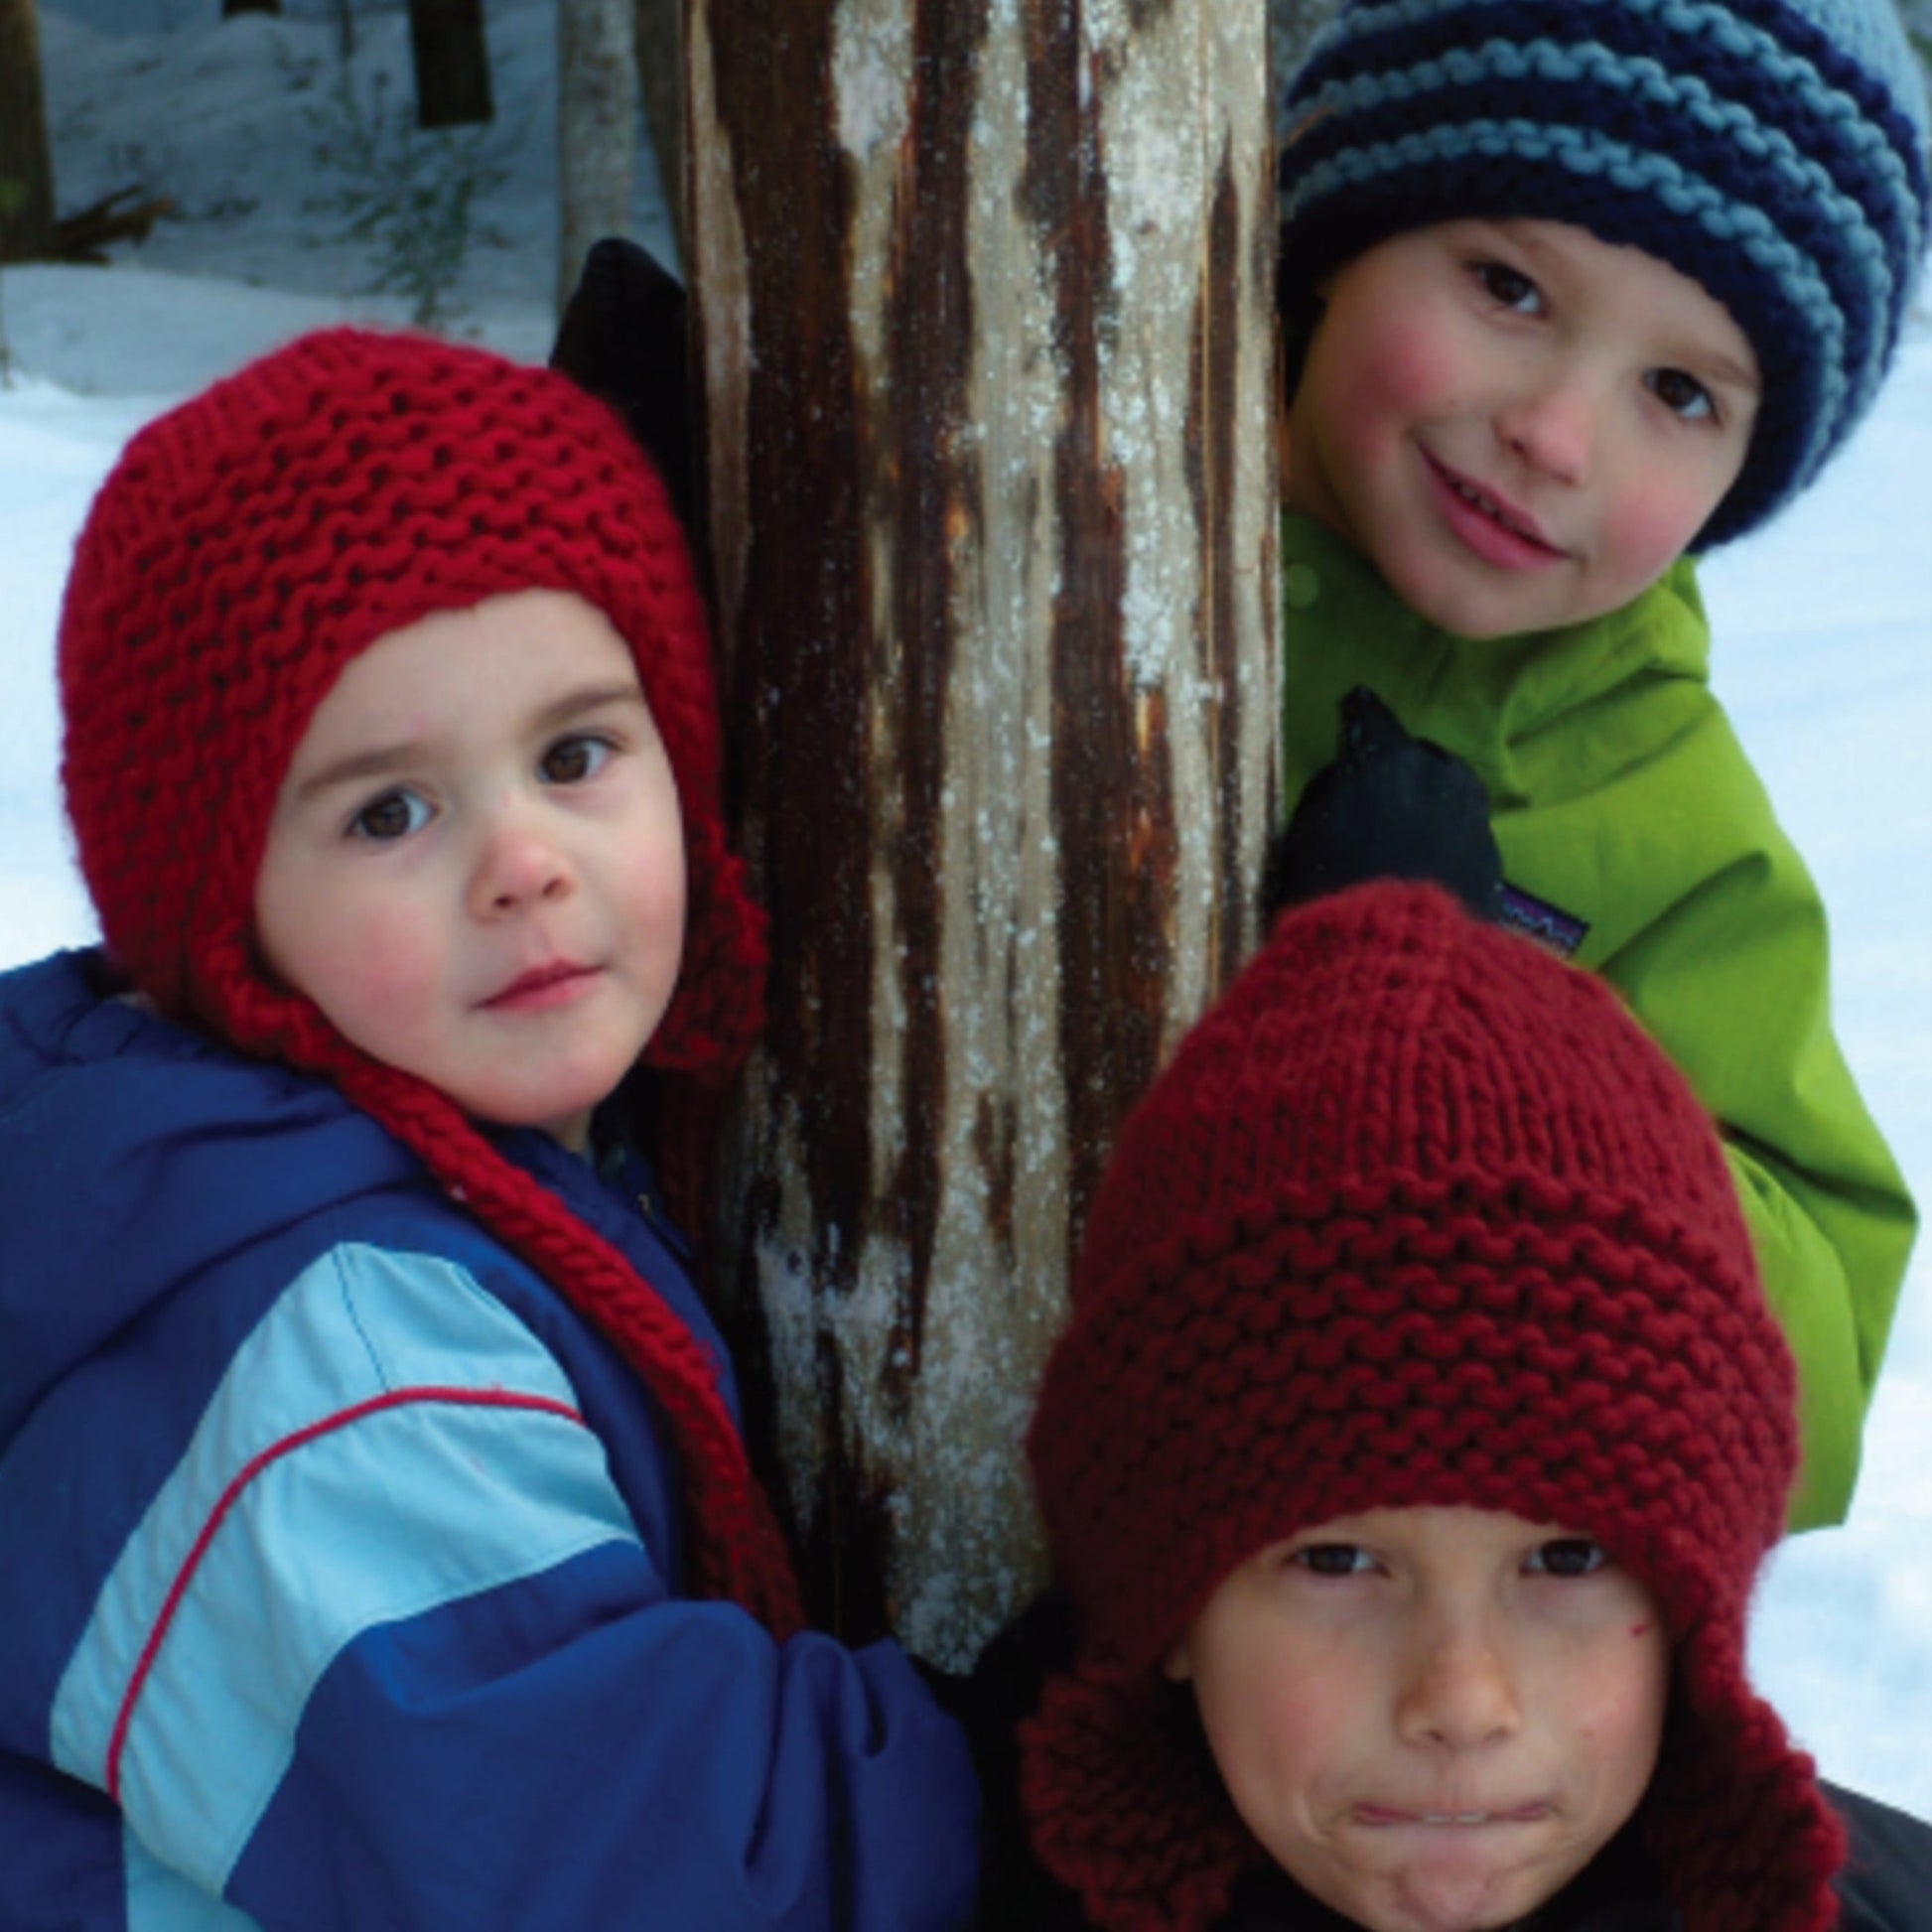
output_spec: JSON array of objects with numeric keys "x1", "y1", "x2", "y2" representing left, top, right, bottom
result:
[
  {"x1": 1333, "y1": 1875, "x2": 1545, "y2": 1932},
  {"x1": 1402, "y1": 568, "x2": 1602, "y2": 641},
  {"x1": 1388, "y1": 580, "x2": 1523, "y2": 641},
  {"x1": 467, "y1": 1075, "x2": 621, "y2": 1147},
  {"x1": 1289, "y1": 1830, "x2": 1580, "y2": 1932}
]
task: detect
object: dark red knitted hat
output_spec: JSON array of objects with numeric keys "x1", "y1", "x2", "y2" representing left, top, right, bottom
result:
[
  {"x1": 59, "y1": 327, "x2": 801, "y2": 1638},
  {"x1": 1023, "y1": 883, "x2": 1841, "y2": 1932}
]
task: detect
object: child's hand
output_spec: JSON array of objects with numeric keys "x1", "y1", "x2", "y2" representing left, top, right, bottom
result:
[{"x1": 1260, "y1": 687, "x2": 1503, "y2": 925}]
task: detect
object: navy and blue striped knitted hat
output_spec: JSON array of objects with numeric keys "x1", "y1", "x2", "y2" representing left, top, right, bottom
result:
[{"x1": 1277, "y1": 0, "x2": 1932, "y2": 548}]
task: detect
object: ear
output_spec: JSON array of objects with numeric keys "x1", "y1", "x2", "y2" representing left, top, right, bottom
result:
[
  {"x1": 1161, "y1": 1635, "x2": 1193, "y2": 1684},
  {"x1": 551, "y1": 236, "x2": 697, "y2": 534}
]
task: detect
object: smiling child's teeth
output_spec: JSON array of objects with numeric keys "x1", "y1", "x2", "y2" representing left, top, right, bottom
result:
[{"x1": 1450, "y1": 475, "x2": 1535, "y2": 540}]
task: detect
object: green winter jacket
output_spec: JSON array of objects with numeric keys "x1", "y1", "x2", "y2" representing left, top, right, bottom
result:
[{"x1": 1278, "y1": 512, "x2": 1915, "y2": 1528}]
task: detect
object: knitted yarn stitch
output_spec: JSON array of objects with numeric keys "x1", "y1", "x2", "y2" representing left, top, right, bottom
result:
[
  {"x1": 59, "y1": 327, "x2": 802, "y2": 1638},
  {"x1": 1023, "y1": 882, "x2": 1841, "y2": 1932},
  {"x1": 1276, "y1": 0, "x2": 1932, "y2": 548}
]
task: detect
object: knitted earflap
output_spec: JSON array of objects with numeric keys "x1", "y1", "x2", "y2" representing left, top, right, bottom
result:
[
  {"x1": 60, "y1": 328, "x2": 801, "y2": 1638},
  {"x1": 1023, "y1": 882, "x2": 1840, "y2": 1931},
  {"x1": 1277, "y1": 0, "x2": 1932, "y2": 548}
]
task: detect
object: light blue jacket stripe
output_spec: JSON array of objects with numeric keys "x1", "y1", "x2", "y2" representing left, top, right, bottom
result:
[
  {"x1": 126, "y1": 1829, "x2": 263, "y2": 1932},
  {"x1": 51, "y1": 1243, "x2": 642, "y2": 1897},
  {"x1": 1281, "y1": 116, "x2": 1849, "y2": 482}
]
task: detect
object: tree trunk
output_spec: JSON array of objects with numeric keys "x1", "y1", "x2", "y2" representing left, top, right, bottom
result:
[
  {"x1": 0, "y1": 0, "x2": 56, "y2": 266},
  {"x1": 407, "y1": 0, "x2": 493, "y2": 129},
  {"x1": 688, "y1": 0, "x2": 1278, "y2": 1669},
  {"x1": 633, "y1": 0, "x2": 682, "y2": 263},
  {"x1": 557, "y1": 0, "x2": 638, "y2": 314}
]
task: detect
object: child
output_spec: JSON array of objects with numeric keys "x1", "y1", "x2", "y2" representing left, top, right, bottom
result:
[
  {"x1": 0, "y1": 329, "x2": 978, "y2": 1929},
  {"x1": 987, "y1": 881, "x2": 1930, "y2": 1931},
  {"x1": 1268, "y1": 0, "x2": 1928, "y2": 1528}
]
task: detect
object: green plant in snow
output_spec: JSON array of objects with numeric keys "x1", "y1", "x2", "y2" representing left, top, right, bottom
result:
[{"x1": 305, "y1": 64, "x2": 508, "y2": 332}]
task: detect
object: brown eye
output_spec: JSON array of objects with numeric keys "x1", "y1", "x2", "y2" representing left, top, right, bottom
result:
[
  {"x1": 1474, "y1": 260, "x2": 1541, "y2": 314},
  {"x1": 1529, "y1": 1538, "x2": 1606, "y2": 1579},
  {"x1": 349, "y1": 789, "x2": 429, "y2": 842},
  {"x1": 1294, "y1": 1544, "x2": 1373, "y2": 1578},
  {"x1": 540, "y1": 735, "x2": 611, "y2": 784},
  {"x1": 1647, "y1": 367, "x2": 1716, "y2": 421}
]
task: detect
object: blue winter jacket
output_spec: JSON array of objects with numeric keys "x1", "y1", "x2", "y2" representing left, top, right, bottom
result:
[{"x1": 0, "y1": 949, "x2": 979, "y2": 1932}]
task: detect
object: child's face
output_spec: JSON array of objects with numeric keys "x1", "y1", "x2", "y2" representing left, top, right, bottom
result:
[
  {"x1": 1283, "y1": 217, "x2": 1760, "y2": 638},
  {"x1": 1164, "y1": 1505, "x2": 1669, "y2": 1932},
  {"x1": 254, "y1": 589, "x2": 686, "y2": 1153}
]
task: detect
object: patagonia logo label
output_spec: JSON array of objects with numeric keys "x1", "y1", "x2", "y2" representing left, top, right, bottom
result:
[{"x1": 1499, "y1": 885, "x2": 1589, "y2": 960}]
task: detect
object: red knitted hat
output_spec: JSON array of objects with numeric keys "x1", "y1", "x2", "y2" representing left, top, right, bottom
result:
[
  {"x1": 59, "y1": 327, "x2": 801, "y2": 1637},
  {"x1": 1023, "y1": 883, "x2": 1841, "y2": 1932}
]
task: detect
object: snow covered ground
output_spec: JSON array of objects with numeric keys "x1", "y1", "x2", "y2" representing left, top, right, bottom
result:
[{"x1": 4, "y1": 0, "x2": 1930, "y2": 1822}]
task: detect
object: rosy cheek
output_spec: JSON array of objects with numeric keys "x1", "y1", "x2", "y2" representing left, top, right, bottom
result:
[
  {"x1": 311, "y1": 909, "x2": 439, "y2": 1028},
  {"x1": 357, "y1": 920, "x2": 440, "y2": 998},
  {"x1": 1371, "y1": 320, "x2": 1466, "y2": 416},
  {"x1": 632, "y1": 864, "x2": 685, "y2": 932},
  {"x1": 1244, "y1": 1669, "x2": 1352, "y2": 1786},
  {"x1": 1596, "y1": 483, "x2": 1707, "y2": 585}
]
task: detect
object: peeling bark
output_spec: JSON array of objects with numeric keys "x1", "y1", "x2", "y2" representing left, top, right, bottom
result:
[{"x1": 689, "y1": 0, "x2": 1277, "y2": 1668}]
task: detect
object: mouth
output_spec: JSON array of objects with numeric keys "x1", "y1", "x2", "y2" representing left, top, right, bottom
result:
[
  {"x1": 1424, "y1": 452, "x2": 1567, "y2": 561},
  {"x1": 482, "y1": 961, "x2": 600, "y2": 1011},
  {"x1": 1354, "y1": 1804, "x2": 1553, "y2": 1829}
]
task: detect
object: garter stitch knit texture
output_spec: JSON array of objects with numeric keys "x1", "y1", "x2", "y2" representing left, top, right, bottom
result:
[
  {"x1": 1022, "y1": 883, "x2": 1840, "y2": 1932},
  {"x1": 1276, "y1": 0, "x2": 1932, "y2": 548},
  {"x1": 58, "y1": 327, "x2": 802, "y2": 1638}
]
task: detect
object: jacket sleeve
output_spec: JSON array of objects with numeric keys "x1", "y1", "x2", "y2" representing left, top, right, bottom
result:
[
  {"x1": 46, "y1": 1237, "x2": 979, "y2": 1932},
  {"x1": 1517, "y1": 695, "x2": 1915, "y2": 1530},
  {"x1": 1828, "y1": 1782, "x2": 1932, "y2": 1932}
]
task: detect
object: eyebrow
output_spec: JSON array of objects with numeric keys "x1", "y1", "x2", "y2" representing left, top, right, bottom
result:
[{"x1": 290, "y1": 679, "x2": 647, "y2": 802}]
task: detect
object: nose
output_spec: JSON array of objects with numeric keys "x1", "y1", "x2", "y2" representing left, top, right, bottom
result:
[
  {"x1": 471, "y1": 803, "x2": 574, "y2": 917},
  {"x1": 1394, "y1": 1616, "x2": 1522, "y2": 1752},
  {"x1": 1496, "y1": 368, "x2": 1597, "y2": 485}
]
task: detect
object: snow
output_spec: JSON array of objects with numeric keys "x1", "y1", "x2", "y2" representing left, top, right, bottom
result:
[{"x1": 4, "y1": 0, "x2": 1930, "y2": 1824}]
